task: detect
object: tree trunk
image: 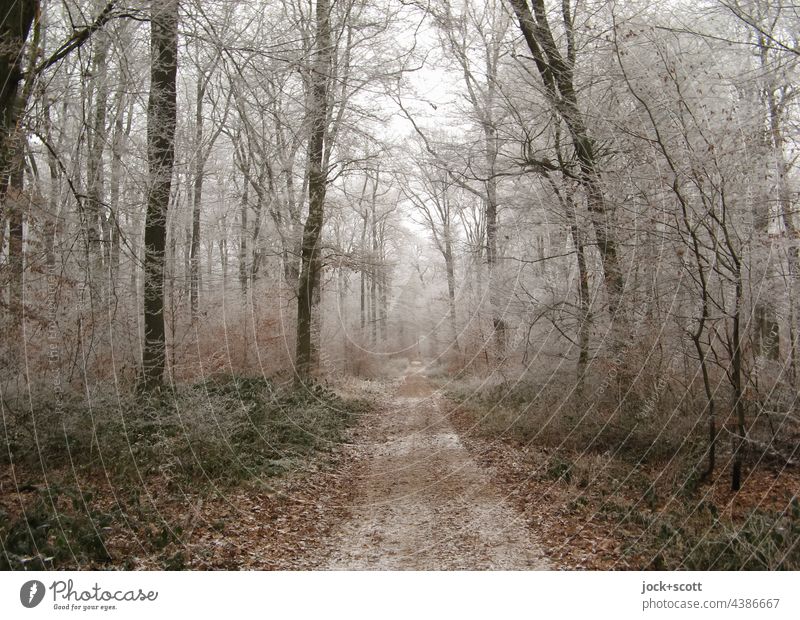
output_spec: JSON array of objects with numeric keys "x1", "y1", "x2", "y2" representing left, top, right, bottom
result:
[
  {"x1": 44, "y1": 104, "x2": 60, "y2": 271},
  {"x1": 219, "y1": 233, "x2": 228, "y2": 288},
  {"x1": 731, "y1": 271, "x2": 746, "y2": 491},
  {"x1": 86, "y1": 32, "x2": 110, "y2": 298},
  {"x1": 485, "y1": 183, "x2": 504, "y2": 352},
  {"x1": 484, "y1": 124, "x2": 504, "y2": 354},
  {"x1": 379, "y1": 222, "x2": 388, "y2": 342},
  {"x1": 239, "y1": 173, "x2": 249, "y2": 295},
  {"x1": 751, "y1": 38, "x2": 784, "y2": 364},
  {"x1": 569, "y1": 200, "x2": 590, "y2": 391},
  {"x1": 6, "y1": 160, "x2": 24, "y2": 322},
  {"x1": 108, "y1": 90, "x2": 127, "y2": 281},
  {"x1": 141, "y1": 0, "x2": 178, "y2": 390},
  {"x1": 762, "y1": 41, "x2": 794, "y2": 369},
  {"x1": 444, "y1": 229, "x2": 459, "y2": 352},
  {"x1": 370, "y1": 191, "x2": 378, "y2": 345},
  {"x1": 190, "y1": 79, "x2": 206, "y2": 319},
  {"x1": 295, "y1": 0, "x2": 331, "y2": 382},
  {"x1": 360, "y1": 209, "x2": 368, "y2": 331},
  {"x1": 0, "y1": 0, "x2": 36, "y2": 327},
  {"x1": 507, "y1": 0, "x2": 623, "y2": 317},
  {"x1": 0, "y1": 0, "x2": 36, "y2": 193},
  {"x1": 250, "y1": 191, "x2": 264, "y2": 283}
]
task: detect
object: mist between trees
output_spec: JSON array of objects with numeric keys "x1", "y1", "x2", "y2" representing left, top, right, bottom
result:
[{"x1": 1, "y1": 0, "x2": 798, "y2": 505}]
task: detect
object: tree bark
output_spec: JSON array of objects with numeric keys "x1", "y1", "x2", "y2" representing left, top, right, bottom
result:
[
  {"x1": 108, "y1": 88, "x2": 130, "y2": 280},
  {"x1": 0, "y1": 0, "x2": 37, "y2": 192},
  {"x1": 239, "y1": 163, "x2": 250, "y2": 295},
  {"x1": 1, "y1": 1, "x2": 37, "y2": 334},
  {"x1": 379, "y1": 221, "x2": 388, "y2": 342},
  {"x1": 485, "y1": 168, "x2": 504, "y2": 351},
  {"x1": 141, "y1": 0, "x2": 178, "y2": 390},
  {"x1": 568, "y1": 195, "x2": 590, "y2": 390},
  {"x1": 219, "y1": 226, "x2": 228, "y2": 288},
  {"x1": 507, "y1": 0, "x2": 623, "y2": 316},
  {"x1": 444, "y1": 223, "x2": 459, "y2": 352},
  {"x1": 190, "y1": 78, "x2": 206, "y2": 318},
  {"x1": 360, "y1": 209, "x2": 367, "y2": 331},
  {"x1": 295, "y1": 0, "x2": 332, "y2": 382},
  {"x1": 86, "y1": 31, "x2": 110, "y2": 297},
  {"x1": 370, "y1": 175, "x2": 378, "y2": 345},
  {"x1": 6, "y1": 161, "x2": 24, "y2": 319},
  {"x1": 731, "y1": 268, "x2": 746, "y2": 491}
]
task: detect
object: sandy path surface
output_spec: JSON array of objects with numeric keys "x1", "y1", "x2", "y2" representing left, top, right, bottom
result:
[{"x1": 320, "y1": 367, "x2": 549, "y2": 570}]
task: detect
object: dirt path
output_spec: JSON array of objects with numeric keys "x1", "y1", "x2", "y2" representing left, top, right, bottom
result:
[{"x1": 318, "y1": 366, "x2": 549, "y2": 570}]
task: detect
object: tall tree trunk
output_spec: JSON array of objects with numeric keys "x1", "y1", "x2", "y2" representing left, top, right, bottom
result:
[
  {"x1": 762, "y1": 41, "x2": 795, "y2": 372},
  {"x1": 357, "y1": 172, "x2": 370, "y2": 333},
  {"x1": 250, "y1": 191, "x2": 264, "y2": 282},
  {"x1": 379, "y1": 223, "x2": 388, "y2": 342},
  {"x1": 108, "y1": 91, "x2": 126, "y2": 281},
  {"x1": 183, "y1": 226, "x2": 191, "y2": 293},
  {"x1": 6, "y1": 160, "x2": 24, "y2": 321},
  {"x1": 0, "y1": 0, "x2": 37, "y2": 328},
  {"x1": 239, "y1": 171, "x2": 250, "y2": 295},
  {"x1": 731, "y1": 269, "x2": 746, "y2": 491},
  {"x1": 219, "y1": 230, "x2": 228, "y2": 288},
  {"x1": 370, "y1": 192, "x2": 378, "y2": 345},
  {"x1": 282, "y1": 160, "x2": 301, "y2": 290},
  {"x1": 752, "y1": 38, "x2": 784, "y2": 363},
  {"x1": 168, "y1": 219, "x2": 177, "y2": 371},
  {"x1": 484, "y1": 123, "x2": 504, "y2": 354},
  {"x1": 0, "y1": 0, "x2": 36, "y2": 192},
  {"x1": 295, "y1": 0, "x2": 331, "y2": 382},
  {"x1": 190, "y1": 79, "x2": 206, "y2": 319},
  {"x1": 86, "y1": 32, "x2": 110, "y2": 298},
  {"x1": 360, "y1": 209, "x2": 368, "y2": 331},
  {"x1": 141, "y1": 0, "x2": 178, "y2": 390},
  {"x1": 688, "y1": 222, "x2": 716, "y2": 482},
  {"x1": 569, "y1": 198, "x2": 590, "y2": 391},
  {"x1": 444, "y1": 227, "x2": 459, "y2": 352},
  {"x1": 44, "y1": 103, "x2": 61, "y2": 271},
  {"x1": 205, "y1": 239, "x2": 212, "y2": 293},
  {"x1": 507, "y1": 0, "x2": 623, "y2": 317}
]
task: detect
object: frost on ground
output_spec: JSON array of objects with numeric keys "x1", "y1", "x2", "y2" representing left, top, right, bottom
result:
[{"x1": 316, "y1": 369, "x2": 549, "y2": 570}]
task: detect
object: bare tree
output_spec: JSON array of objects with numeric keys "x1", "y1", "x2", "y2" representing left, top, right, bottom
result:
[
  {"x1": 0, "y1": 1, "x2": 38, "y2": 331},
  {"x1": 401, "y1": 154, "x2": 461, "y2": 352},
  {"x1": 295, "y1": 0, "x2": 333, "y2": 381},
  {"x1": 141, "y1": 0, "x2": 178, "y2": 390},
  {"x1": 432, "y1": 0, "x2": 510, "y2": 351},
  {"x1": 506, "y1": 0, "x2": 624, "y2": 320}
]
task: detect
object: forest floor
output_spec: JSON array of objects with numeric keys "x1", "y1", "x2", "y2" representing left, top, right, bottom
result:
[
  {"x1": 173, "y1": 367, "x2": 548, "y2": 569},
  {"x1": 308, "y1": 365, "x2": 549, "y2": 569},
  {"x1": 0, "y1": 366, "x2": 551, "y2": 569},
  {"x1": 3, "y1": 363, "x2": 797, "y2": 569},
  {"x1": 305, "y1": 363, "x2": 798, "y2": 570}
]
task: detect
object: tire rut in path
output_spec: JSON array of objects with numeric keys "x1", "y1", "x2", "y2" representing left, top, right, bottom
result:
[{"x1": 321, "y1": 371, "x2": 549, "y2": 569}]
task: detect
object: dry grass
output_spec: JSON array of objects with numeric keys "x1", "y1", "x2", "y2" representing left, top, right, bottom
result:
[
  {"x1": 0, "y1": 375, "x2": 369, "y2": 570},
  {"x1": 447, "y1": 372, "x2": 800, "y2": 570}
]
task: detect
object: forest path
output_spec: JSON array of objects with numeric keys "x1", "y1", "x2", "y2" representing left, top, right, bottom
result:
[{"x1": 318, "y1": 364, "x2": 549, "y2": 569}]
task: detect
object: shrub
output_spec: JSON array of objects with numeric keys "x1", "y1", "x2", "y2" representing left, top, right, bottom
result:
[
  {"x1": 0, "y1": 486, "x2": 112, "y2": 570},
  {"x1": 0, "y1": 374, "x2": 369, "y2": 569}
]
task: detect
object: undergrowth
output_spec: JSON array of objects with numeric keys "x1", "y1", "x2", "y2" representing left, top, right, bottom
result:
[
  {"x1": 643, "y1": 500, "x2": 800, "y2": 570},
  {"x1": 449, "y1": 377, "x2": 800, "y2": 570},
  {"x1": 0, "y1": 375, "x2": 368, "y2": 569},
  {"x1": 447, "y1": 377, "x2": 703, "y2": 466}
]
